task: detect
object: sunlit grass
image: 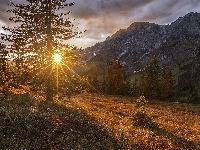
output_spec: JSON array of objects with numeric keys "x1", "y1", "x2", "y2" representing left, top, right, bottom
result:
[
  {"x1": 72, "y1": 94, "x2": 200, "y2": 149},
  {"x1": 0, "y1": 92, "x2": 199, "y2": 149}
]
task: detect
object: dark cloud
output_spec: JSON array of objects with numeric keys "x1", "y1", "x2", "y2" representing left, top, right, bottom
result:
[
  {"x1": 68, "y1": 0, "x2": 200, "y2": 48},
  {"x1": 70, "y1": 0, "x2": 156, "y2": 19},
  {"x1": 67, "y1": 0, "x2": 158, "y2": 44},
  {"x1": 1, "y1": 0, "x2": 200, "y2": 48},
  {"x1": 134, "y1": 0, "x2": 200, "y2": 24},
  {"x1": 0, "y1": 0, "x2": 10, "y2": 23},
  {"x1": 0, "y1": 0, "x2": 27, "y2": 24},
  {"x1": 97, "y1": 0, "x2": 156, "y2": 13}
]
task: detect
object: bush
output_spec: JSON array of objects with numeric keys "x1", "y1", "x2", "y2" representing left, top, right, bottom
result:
[
  {"x1": 132, "y1": 111, "x2": 153, "y2": 127},
  {"x1": 134, "y1": 95, "x2": 148, "y2": 109},
  {"x1": 132, "y1": 95, "x2": 153, "y2": 127}
]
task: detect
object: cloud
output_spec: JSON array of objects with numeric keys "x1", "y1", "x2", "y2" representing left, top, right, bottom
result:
[
  {"x1": 68, "y1": 0, "x2": 158, "y2": 44},
  {"x1": 0, "y1": 0, "x2": 10, "y2": 23},
  {"x1": 132, "y1": 0, "x2": 200, "y2": 24},
  {"x1": 1, "y1": 0, "x2": 200, "y2": 48},
  {"x1": 70, "y1": 0, "x2": 156, "y2": 19},
  {"x1": 0, "y1": 0, "x2": 27, "y2": 24}
]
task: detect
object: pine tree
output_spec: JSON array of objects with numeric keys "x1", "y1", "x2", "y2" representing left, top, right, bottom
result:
[
  {"x1": 130, "y1": 78, "x2": 139, "y2": 97},
  {"x1": 140, "y1": 55, "x2": 160, "y2": 99},
  {"x1": 89, "y1": 66, "x2": 99, "y2": 92},
  {"x1": 132, "y1": 95, "x2": 153, "y2": 127},
  {"x1": 0, "y1": 43, "x2": 10, "y2": 96},
  {"x1": 120, "y1": 78, "x2": 131, "y2": 96},
  {"x1": 0, "y1": 43, "x2": 7, "y2": 83},
  {"x1": 1, "y1": 0, "x2": 82, "y2": 100},
  {"x1": 101, "y1": 69, "x2": 109, "y2": 93},
  {"x1": 0, "y1": 43, "x2": 8, "y2": 84},
  {"x1": 187, "y1": 85, "x2": 199, "y2": 103},
  {"x1": 103, "y1": 60, "x2": 124, "y2": 95},
  {"x1": 160, "y1": 68, "x2": 176, "y2": 99}
]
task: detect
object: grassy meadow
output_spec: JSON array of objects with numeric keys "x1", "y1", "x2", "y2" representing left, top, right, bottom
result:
[{"x1": 0, "y1": 90, "x2": 199, "y2": 149}]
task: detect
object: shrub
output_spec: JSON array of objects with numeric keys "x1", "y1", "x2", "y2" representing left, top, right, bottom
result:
[
  {"x1": 134, "y1": 95, "x2": 148, "y2": 109},
  {"x1": 132, "y1": 95, "x2": 153, "y2": 127},
  {"x1": 132, "y1": 110, "x2": 153, "y2": 127}
]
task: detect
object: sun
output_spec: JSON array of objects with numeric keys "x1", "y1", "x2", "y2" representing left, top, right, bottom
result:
[{"x1": 53, "y1": 53, "x2": 61, "y2": 63}]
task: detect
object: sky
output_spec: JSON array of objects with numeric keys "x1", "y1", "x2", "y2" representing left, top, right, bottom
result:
[{"x1": 0, "y1": 0, "x2": 200, "y2": 48}]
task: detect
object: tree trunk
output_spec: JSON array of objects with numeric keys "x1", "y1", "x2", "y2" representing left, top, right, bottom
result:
[
  {"x1": 46, "y1": 0, "x2": 53, "y2": 101},
  {"x1": 46, "y1": 75, "x2": 53, "y2": 101}
]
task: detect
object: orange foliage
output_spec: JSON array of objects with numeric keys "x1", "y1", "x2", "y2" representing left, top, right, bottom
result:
[{"x1": 70, "y1": 94, "x2": 200, "y2": 149}]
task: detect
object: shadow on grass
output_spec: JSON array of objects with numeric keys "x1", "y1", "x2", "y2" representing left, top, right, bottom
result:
[
  {"x1": 145, "y1": 122, "x2": 200, "y2": 149},
  {"x1": 149, "y1": 100, "x2": 200, "y2": 116},
  {"x1": 0, "y1": 94, "x2": 141, "y2": 149}
]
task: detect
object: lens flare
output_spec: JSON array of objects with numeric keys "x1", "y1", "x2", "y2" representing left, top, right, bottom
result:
[{"x1": 54, "y1": 53, "x2": 61, "y2": 63}]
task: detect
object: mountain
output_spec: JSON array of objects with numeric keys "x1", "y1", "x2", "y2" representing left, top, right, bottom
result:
[
  {"x1": 82, "y1": 12, "x2": 200, "y2": 73},
  {"x1": 80, "y1": 12, "x2": 200, "y2": 94}
]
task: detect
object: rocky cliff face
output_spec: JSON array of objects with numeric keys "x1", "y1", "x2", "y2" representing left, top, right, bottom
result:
[{"x1": 82, "y1": 12, "x2": 200, "y2": 74}]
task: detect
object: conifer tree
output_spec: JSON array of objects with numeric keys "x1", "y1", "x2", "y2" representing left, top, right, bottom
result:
[
  {"x1": 141, "y1": 55, "x2": 160, "y2": 99},
  {"x1": 130, "y1": 78, "x2": 139, "y2": 97},
  {"x1": 101, "y1": 69, "x2": 109, "y2": 93},
  {"x1": 89, "y1": 66, "x2": 99, "y2": 92},
  {"x1": 0, "y1": 43, "x2": 11, "y2": 96},
  {"x1": 120, "y1": 78, "x2": 131, "y2": 96},
  {"x1": 187, "y1": 85, "x2": 199, "y2": 103},
  {"x1": 0, "y1": 43, "x2": 8, "y2": 82},
  {"x1": 132, "y1": 95, "x2": 153, "y2": 127},
  {"x1": 1, "y1": 0, "x2": 82, "y2": 100},
  {"x1": 0, "y1": 43, "x2": 8, "y2": 85},
  {"x1": 103, "y1": 60, "x2": 124, "y2": 95},
  {"x1": 160, "y1": 68, "x2": 176, "y2": 99}
]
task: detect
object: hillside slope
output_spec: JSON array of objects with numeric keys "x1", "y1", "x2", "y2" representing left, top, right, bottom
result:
[
  {"x1": 0, "y1": 93, "x2": 199, "y2": 149},
  {"x1": 82, "y1": 12, "x2": 200, "y2": 74}
]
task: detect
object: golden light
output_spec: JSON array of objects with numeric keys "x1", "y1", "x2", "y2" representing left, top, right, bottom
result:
[{"x1": 53, "y1": 53, "x2": 61, "y2": 63}]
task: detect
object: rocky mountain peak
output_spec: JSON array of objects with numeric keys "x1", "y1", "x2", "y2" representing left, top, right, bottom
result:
[
  {"x1": 126, "y1": 22, "x2": 150, "y2": 31},
  {"x1": 106, "y1": 22, "x2": 150, "y2": 41},
  {"x1": 170, "y1": 12, "x2": 200, "y2": 27},
  {"x1": 83, "y1": 12, "x2": 200, "y2": 75},
  {"x1": 106, "y1": 29, "x2": 126, "y2": 40}
]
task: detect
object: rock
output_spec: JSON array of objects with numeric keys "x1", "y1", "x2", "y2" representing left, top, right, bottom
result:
[{"x1": 82, "y1": 12, "x2": 200, "y2": 74}]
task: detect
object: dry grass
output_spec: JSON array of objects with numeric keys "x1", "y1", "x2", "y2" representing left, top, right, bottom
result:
[
  {"x1": 0, "y1": 92, "x2": 200, "y2": 149},
  {"x1": 74, "y1": 94, "x2": 200, "y2": 149}
]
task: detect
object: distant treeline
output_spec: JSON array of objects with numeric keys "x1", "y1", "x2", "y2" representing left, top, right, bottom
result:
[{"x1": 87, "y1": 55, "x2": 199, "y2": 103}]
